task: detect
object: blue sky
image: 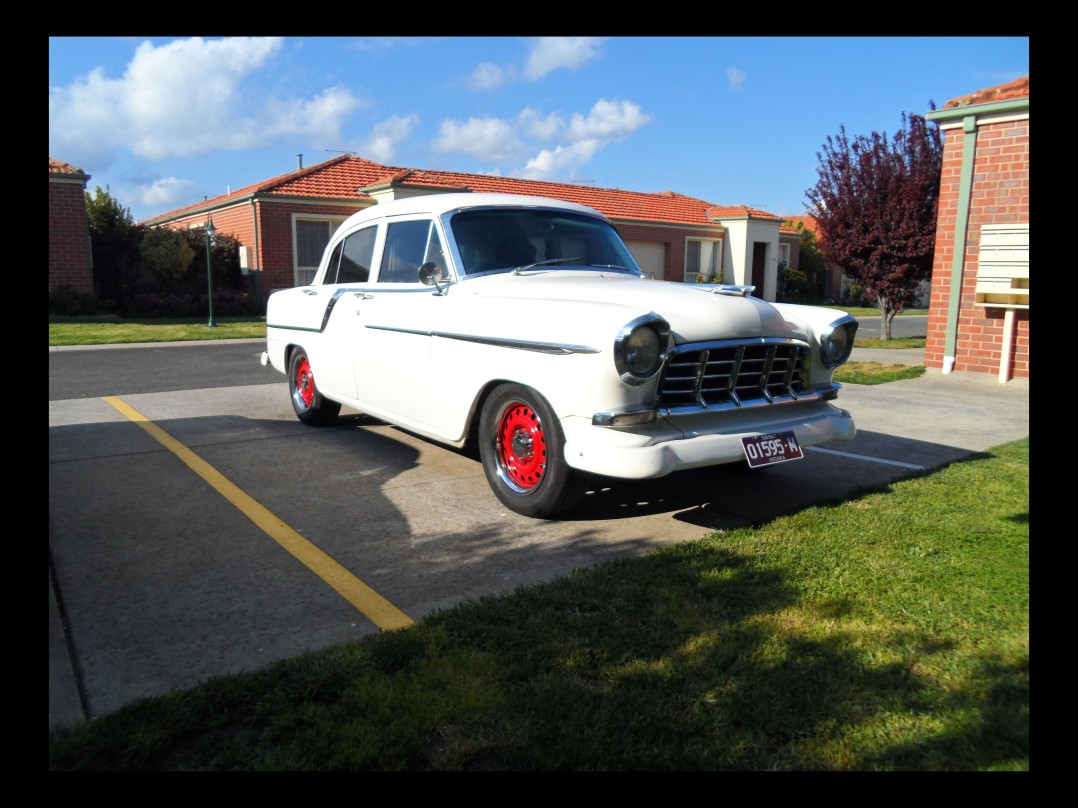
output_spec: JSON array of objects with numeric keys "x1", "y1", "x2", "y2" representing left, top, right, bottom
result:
[{"x1": 49, "y1": 36, "x2": 1029, "y2": 223}]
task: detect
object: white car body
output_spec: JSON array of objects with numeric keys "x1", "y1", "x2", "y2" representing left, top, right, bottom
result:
[{"x1": 263, "y1": 192, "x2": 857, "y2": 517}]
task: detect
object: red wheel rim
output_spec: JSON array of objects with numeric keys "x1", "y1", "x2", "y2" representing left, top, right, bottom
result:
[
  {"x1": 496, "y1": 401, "x2": 547, "y2": 490},
  {"x1": 295, "y1": 357, "x2": 314, "y2": 410}
]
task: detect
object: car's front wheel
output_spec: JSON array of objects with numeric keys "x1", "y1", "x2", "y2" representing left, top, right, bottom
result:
[
  {"x1": 479, "y1": 383, "x2": 586, "y2": 518},
  {"x1": 288, "y1": 347, "x2": 341, "y2": 426}
]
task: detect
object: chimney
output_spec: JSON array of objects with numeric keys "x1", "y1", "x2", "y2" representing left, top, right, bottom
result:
[{"x1": 297, "y1": 154, "x2": 303, "y2": 170}]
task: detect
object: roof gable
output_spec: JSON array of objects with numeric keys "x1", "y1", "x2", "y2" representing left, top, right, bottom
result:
[{"x1": 143, "y1": 155, "x2": 778, "y2": 229}]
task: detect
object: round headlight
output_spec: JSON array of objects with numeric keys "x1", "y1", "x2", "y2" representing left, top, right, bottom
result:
[
  {"x1": 615, "y1": 316, "x2": 670, "y2": 384},
  {"x1": 821, "y1": 319, "x2": 857, "y2": 368},
  {"x1": 626, "y1": 327, "x2": 661, "y2": 374}
]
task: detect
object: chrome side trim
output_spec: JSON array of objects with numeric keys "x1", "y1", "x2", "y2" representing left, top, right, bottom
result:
[
  {"x1": 365, "y1": 325, "x2": 600, "y2": 355},
  {"x1": 267, "y1": 287, "x2": 370, "y2": 334}
]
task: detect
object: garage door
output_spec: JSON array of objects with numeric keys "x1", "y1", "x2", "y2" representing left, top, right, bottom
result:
[{"x1": 625, "y1": 241, "x2": 666, "y2": 277}]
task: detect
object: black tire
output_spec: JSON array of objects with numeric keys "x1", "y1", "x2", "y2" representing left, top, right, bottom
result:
[
  {"x1": 478, "y1": 383, "x2": 587, "y2": 518},
  {"x1": 288, "y1": 347, "x2": 341, "y2": 426}
]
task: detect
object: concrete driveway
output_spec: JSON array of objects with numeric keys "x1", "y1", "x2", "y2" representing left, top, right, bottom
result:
[{"x1": 49, "y1": 344, "x2": 1028, "y2": 733}]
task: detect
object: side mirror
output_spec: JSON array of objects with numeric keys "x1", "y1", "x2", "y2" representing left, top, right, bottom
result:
[
  {"x1": 418, "y1": 262, "x2": 451, "y2": 295},
  {"x1": 418, "y1": 262, "x2": 443, "y2": 286}
]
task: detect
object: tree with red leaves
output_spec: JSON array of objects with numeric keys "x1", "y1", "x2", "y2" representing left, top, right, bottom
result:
[{"x1": 806, "y1": 110, "x2": 942, "y2": 338}]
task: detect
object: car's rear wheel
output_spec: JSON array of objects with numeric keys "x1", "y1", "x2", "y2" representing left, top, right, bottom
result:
[
  {"x1": 288, "y1": 347, "x2": 341, "y2": 426},
  {"x1": 479, "y1": 383, "x2": 586, "y2": 518}
]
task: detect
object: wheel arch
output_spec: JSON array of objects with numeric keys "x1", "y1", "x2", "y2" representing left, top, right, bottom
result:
[{"x1": 463, "y1": 377, "x2": 521, "y2": 451}]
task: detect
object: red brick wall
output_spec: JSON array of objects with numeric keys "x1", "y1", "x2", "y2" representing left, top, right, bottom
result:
[
  {"x1": 49, "y1": 178, "x2": 94, "y2": 294},
  {"x1": 160, "y1": 205, "x2": 724, "y2": 297},
  {"x1": 163, "y1": 199, "x2": 366, "y2": 297},
  {"x1": 925, "y1": 117, "x2": 1029, "y2": 379},
  {"x1": 614, "y1": 221, "x2": 721, "y2": 282}
]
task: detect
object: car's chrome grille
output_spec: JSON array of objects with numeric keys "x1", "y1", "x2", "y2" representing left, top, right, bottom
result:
[{"x1": 659, "y1": 339, "x2": 810, "y2": 409}]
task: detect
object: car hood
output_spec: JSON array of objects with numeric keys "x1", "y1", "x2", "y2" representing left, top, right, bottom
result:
[{"x1": 453, "y1": 270, "x2": 806, "y2": 343}]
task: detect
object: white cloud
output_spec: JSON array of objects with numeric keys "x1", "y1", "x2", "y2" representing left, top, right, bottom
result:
[
  {"x1": 435, "y1": 97, "x2": 651, "y2": 182},
  {"x1": 727, "y1": 67, "x2": 747, "y2": 91},
  {"x1": 564, "y1": 99, "x2": 651, "y2": 142},
  {"x1": 517, "y1": 107, "x2": 564, "y2": 140},
  {"x1": 432, "y1": 117, "x2": 522, "y2": 162},
  {"x1": 137, "y1": 176, "x2": 197, "y2": 209},
  {"x1": 49, "y1": 36, "x2": 364, "y2": 163},
  {"x1": 523, "y1": 37, "x2": 604, "y2": 80},
  {"x1": 467, "y1": 37, "x2": 604, "y2": 91},
  {"x1": 260, "y1": 87, "x2": 364, "y2": 142},
  {"x1": 468, "y1": 62, "x2": 515, "y2": 90},
  {"x1": 358, "y1": 114, "x2": 420, "y2": 163},
  {"x1": 521, "y1": 141, "x2": 600, "y2": 178}
]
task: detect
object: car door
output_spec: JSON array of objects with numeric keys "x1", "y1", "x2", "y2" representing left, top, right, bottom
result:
[
  {"x1": 304, "y1": 222, "x2": 379, "y2": 402},
  {"x1": 351, "y1": 216, "x2": 449, "y2": 434}
]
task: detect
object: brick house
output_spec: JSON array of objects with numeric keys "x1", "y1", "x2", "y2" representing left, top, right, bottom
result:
[
  {"x1": 924, "y1": 76, "x2": 1029, "y2": 382},
  {"x1": 779, "y1": 214, "x2": 846, "y2": 302},
  {"x1": 48, "y1": 158, "x2": 94, "y2": 295},
  {"x1": 142, "y1": 156, "x2": 798, "y2": 303}
]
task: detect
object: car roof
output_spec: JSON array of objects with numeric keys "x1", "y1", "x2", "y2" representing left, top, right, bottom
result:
[{"x1": 337, "y1": 192, "x2": 610, "y2": 231}]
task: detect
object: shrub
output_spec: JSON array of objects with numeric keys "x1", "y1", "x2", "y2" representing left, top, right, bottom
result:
[
  {"x1": 778, "y1": 264, "x2": 820, "y2": 304},
  {"x1": 49, "y1": 286, "x2": 101, "y2": 317},
  {"x1": 125, "y1": 288, "x2": 262, "y2": 318}
]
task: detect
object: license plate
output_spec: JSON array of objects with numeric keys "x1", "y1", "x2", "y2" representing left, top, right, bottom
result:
[{"x1": 741, "y1": 431, "x2": 804, "y2": 468}]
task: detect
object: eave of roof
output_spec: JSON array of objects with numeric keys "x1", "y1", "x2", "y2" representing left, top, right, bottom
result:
[
  {"x1": 141, "y1": 154, "x2": 786, "y2": 230},
  {"x1": 49, "y1": 157, "x2": 90, "y2": 179},
  {"x1": 926, "y1": 75, "x2": 1029, "y2": 123}
]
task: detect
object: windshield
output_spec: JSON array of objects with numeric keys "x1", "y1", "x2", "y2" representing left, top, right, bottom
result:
[{"x1": 448, "y1": 208, "x2": 642, "y2": 275}]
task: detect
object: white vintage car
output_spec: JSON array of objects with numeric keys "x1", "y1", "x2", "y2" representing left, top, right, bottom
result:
[{"x1": 262, "y1": 192, "x2": 857, "y2": 517}]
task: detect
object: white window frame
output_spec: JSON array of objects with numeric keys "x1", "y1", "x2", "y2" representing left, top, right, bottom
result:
[
  {"x1": 684, "y1": 238, "x2": 722, "y2": 283},
  {"x1": 293, "y1": 213, "x2": 348, "y2": 286}
]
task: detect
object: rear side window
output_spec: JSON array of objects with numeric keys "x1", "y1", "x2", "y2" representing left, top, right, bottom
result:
[{"x1": 324, "y1": 225, "x2": 376, "y2": 284}]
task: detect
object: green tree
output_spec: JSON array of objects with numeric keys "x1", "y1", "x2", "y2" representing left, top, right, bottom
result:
[
  {"x1": 85, "y1": 186, "x2": 144, "y2": 312},
  {"x1": 795, "y1": 223, "x2": 826, "y2": 279},
  {"x1": 176, "y1": 227, "x2": 242, "y2": 297},
  {"x1": 779, "y1": 221, "x2": 827, "y2": 304},
  {"x1": 140, "y1": 228, "x2": 196, "y2": 290},
  {"x1": 805, "y1": 110, "x2": 942, "y2": 338}
]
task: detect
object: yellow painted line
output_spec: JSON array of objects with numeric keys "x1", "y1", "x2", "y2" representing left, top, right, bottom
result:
[{"x1": 103, "y1": 396, "x2": 414, "y2": 631}]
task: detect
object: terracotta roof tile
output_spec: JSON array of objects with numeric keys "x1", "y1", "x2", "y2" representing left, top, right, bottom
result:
[
  {"x1": 943, "y1": 75, "x2": 1029, "y2": 110},
  {"x1": 705, "y1": 204, "x2": 780, "y2": 222},
  {"x1": 783, "y1": 215, "x2": 819, "y2": 234},
  {"x1": 49, "y1": 157, "x2": 87, "y2": 176},
  {"x1": 144, "y1": 155, "x2": 786, "y2": 228}
]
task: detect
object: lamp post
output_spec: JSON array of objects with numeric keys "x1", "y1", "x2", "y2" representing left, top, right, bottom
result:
[{"x1": 205, "y1": 217, "x2": 218, "y2": 328}]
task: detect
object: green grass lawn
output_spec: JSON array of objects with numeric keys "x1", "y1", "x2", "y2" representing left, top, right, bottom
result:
[
  {"x1": 48, "y1": 438, "x2": 1028, "y2": 771},
  {"x1": 51, "y1": 305, "x2": 1023, "y2": 771},
  {"x1": 48, "y1": 316, "x2": 267, "y2": 346},
  {"x1": 48, "y1": 310, "x2": 928, "y2": 349}
]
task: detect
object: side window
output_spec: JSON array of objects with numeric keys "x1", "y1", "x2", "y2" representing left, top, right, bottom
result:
[
  {"x1": 322, "y1": 242, "x2": 344, "y2": 285},
  {"x1": 379, "y1": 219, "x2": 442, "y2": 283},
  {"x1": 338, "y1": 225, "x2": 376, "y2": 283},
  {"x1": 423, "y1": 224, "x2": 447, "y2": 279}
]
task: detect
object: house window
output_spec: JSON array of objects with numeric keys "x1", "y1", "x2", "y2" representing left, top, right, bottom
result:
[
  {"x1": 778, "y1": 243, "x2": 790, "y2": 270},
  {"x1": 294, "y1": 215, "x2": 347, "y2": 286},
  {"x1": 685, "y1": 238, "x2": 721, "y2": 283}
]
